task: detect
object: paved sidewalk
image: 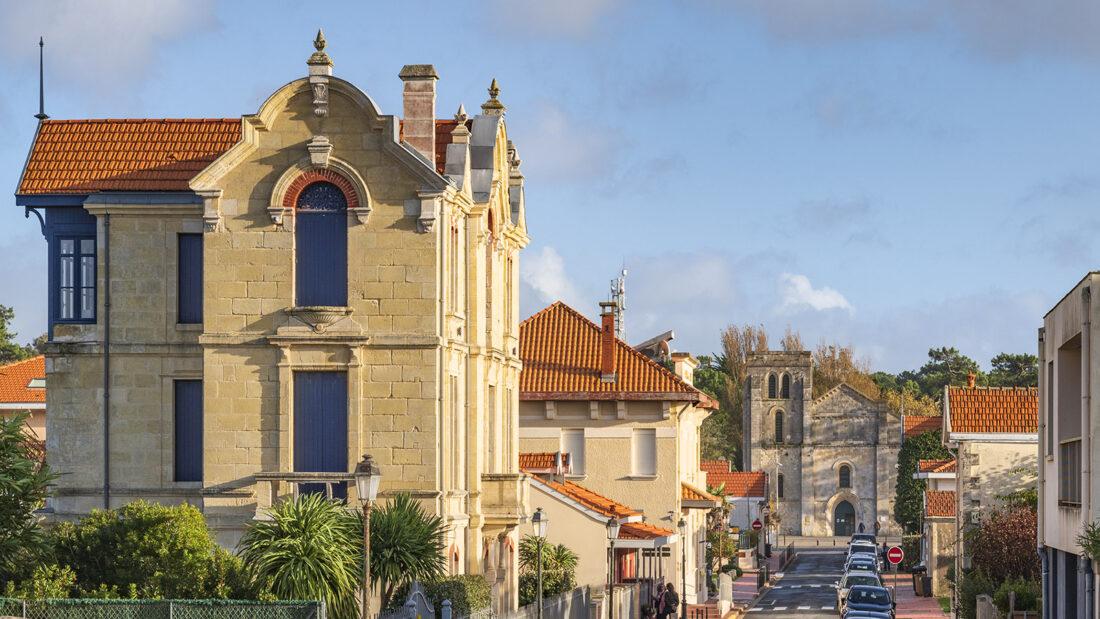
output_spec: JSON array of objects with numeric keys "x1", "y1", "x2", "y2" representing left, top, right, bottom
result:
[
  {"x1": 884, "y1": 572, "x2": 949, "y2": 619},
  {"x1": 730, "y1": 571, "x2": 759, "y2": 609}
]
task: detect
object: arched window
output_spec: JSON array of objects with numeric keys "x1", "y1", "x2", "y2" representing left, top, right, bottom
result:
[
  {"x1": 295, "y1": 181, "x2": 348, "y2": 306},
  {"x1": 777, "y1": 473, "x2": 785, "y2": 499},
  {"x1": 767, "y1": 373, "x2": 778, "y2": 399},
  {"x1": 780, "y1": 373, "x2": 791, "y2": 399},
  {"x1": 839, "y1": 464, "x2": 852, "y2": 489},
  {"x1": 774, "y1": 411, "x2": 784, "y2": 443}
]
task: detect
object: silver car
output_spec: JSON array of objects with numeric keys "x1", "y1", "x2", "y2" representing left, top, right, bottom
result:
[{"x1": 835, "y1": 571, "x2": 885, "y2": 614}]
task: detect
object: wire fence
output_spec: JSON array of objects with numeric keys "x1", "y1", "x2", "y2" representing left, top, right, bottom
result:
[{"x1": 0, "y1": 599, "x2": 325, "y2": 619}]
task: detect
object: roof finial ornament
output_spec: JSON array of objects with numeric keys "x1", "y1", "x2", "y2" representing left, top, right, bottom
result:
[
  {"x1": 314, "y1": 29, "x2": 326, "y2": 52},
  {"x1": 308, "y1": 28, "x2": 333, "y2": 75},
  {"x1": 455, "y1": 103, "x2": 467, "y2": 121},
  {"x1": 35, "y1": 37, "x2": 48, "y2": 121},
  {"x1": 481, "y1": 77, "x2": 505, "y2": 115}
]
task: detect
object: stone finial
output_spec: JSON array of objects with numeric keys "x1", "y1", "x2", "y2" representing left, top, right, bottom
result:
[
  {"x1": 455, "y1": 103, "x2": 467, "y2": 121},
  {"x1": 308, "y1": 28, "x2": 333, "y2": 76},
  {"x1": 452, "y1": 104, "x2": 471, "y2": 144},
  {"x1": 481, "y1": 78, "x2": 505, "y2": 115}
]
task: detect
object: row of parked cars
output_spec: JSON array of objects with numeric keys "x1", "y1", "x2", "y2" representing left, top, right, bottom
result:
[{"x1": 834, "y1": 533, "x2": 895, "y2": 618}]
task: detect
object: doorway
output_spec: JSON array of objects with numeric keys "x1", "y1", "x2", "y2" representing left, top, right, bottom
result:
[{"x1": 833, "y1": 500, "x2": 855, "y2": 537}]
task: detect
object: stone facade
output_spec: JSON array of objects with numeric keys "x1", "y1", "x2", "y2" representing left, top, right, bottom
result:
[
  {"x1": 35, "y1": 38, "x2": 529, "y2": 612},
  {"x1": 742, "y1": 351, "x2": 902, "y2": 537}
]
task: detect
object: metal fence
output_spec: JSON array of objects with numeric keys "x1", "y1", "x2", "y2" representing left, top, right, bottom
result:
[{"x1": 0, "y1": 599, "x2": 325, "y2": 619}]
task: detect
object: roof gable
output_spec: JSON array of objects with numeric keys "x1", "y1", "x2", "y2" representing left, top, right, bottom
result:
[
  {"x1": 946, "y1": 386, "x2": 1038, "y2": 434},
  {"x1": 810, "y1": 382, "x2": 880, "y2": 412},
  {"x1": 519, "y1": 302, "x2": 700, "y2": 401}
]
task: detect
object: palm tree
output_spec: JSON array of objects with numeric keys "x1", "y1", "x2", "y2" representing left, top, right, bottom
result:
[
  {"x1": 518, "y1": 535, "x2": 578, "y2": 605},
  {"x1": 369, "y1": 493, "x2": 447, "y2": 609},
  {"x1": 238, "y1": 493, "x2": 362, "y2": 619}
]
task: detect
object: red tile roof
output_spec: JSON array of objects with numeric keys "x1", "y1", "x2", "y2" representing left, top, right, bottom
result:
[
  {"x1": 904, "y1": 415, "x2": 942, "y2": 436},
  {"x1": 619, "y1": 521, "x2": 676, "y2": 541},
  {"x1": 918, "y1": 459, "x2": 957, "y2": 474},
  {"x1": 532, "y1": 476, "x2": 642, "y2": 519},
  {"x1": 520, "y1": 302, "x2": 702, "y2": 402},
  {"x1": 682, "y1": 482, "x2": 720, "y2": 504},
  {"x1": 946, "y1": 386, "x2": 1038, "y2": 434},
  {"x1": 18, "y1": 119, "x2": 241, "y2": 195},
  {"x1": 519, "y1": 452, "x2": 570, "y2": 472},
  {"x1": 925, "y1": 490, "x2": 956, "y2": 518},
  {"x1": 707, "y1": 471, "x2": 766, "y2": 498},
  {"x1": 0, "y1": 357, "x2": 45, "y2": 404},
  {"x1": 701, "y1": 460, "x2": 732, "y2": 474}
]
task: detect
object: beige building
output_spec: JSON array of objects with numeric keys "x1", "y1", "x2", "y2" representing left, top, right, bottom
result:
[
  {"x1": 0, "y1": 356, "x2": 47, "y2": 444},
  {"x1": 914, "y1": 459, "x2": 956, "y2": 596},
  {"x1": 518, "y1": 301, "x2": 718, "y2": 604},
  {"x1": 1039, "y1": 273, "x2": 1100, "y2": 618},
  {"x1": 18, "y1": 33, "x2": 530, "y2": 612}
]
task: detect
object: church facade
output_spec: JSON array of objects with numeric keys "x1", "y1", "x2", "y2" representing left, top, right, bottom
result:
[{"x1": 742, "y1": 351, "x2": 902, "y2": 537}]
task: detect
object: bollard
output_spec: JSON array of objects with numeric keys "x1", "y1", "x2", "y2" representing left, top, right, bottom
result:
[
  {"x1": 405, "y1": 599, "x2": 417, "y2": 619},
  {"x1": 442, "y1": 600, "x2": 452, "y2": 619}
]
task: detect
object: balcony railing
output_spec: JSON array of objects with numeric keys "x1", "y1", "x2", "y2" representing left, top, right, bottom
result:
[{"x1": 253, "y1": 471, "x2": 355, "y2": 518}]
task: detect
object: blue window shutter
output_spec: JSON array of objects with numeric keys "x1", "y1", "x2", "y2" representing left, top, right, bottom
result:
[
  {"x1": 293, "y1": 371, "x2": 348, "y2": 498},
  {"x1": 295, "y1": 182, "x2": 348, "y2": 306},
  {"x1": 178, "y1": 234, "x2": 203, "y2": 323},
  {"x1": 174, "y1": 380, "x2": 203, "y2": 482}
]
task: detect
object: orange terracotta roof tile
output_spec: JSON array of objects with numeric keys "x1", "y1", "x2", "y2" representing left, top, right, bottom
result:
[
  {"x1": 682, "y1": 482, "x2": 720, "y2": 504},
  {"x1": 918, "y1": 459, "x2": 957, "y2": 473},
  {"x1": 520, "y1": 302, "x2": 701, "y2": 401},
  {"x1": 707, "y1": 471, "x2": 766, "y2": 498},
  {"x1": 534, "y1": 476, "x2": 641, "y2": 520},
  {"x1": 619, "y1": 521, "x2": 676, "y2": 540},
  {"x1": 947, "y1": 386, "x2": 1038, "y2": 434},
  {"x1": 18, "y1": 119, "x2": 241, "y2": 195},
  {"x1": 925, "y1": 490, "x2": 956, "y2": 518},
  {"x1": 701, "y1": 460, "x2": 732, "y2": 474},
  {"x1": 0, "y1": 357, "x2": 45, "y2": 404},
  {"x1": 904, "y1": 415, "x2": 942, "y2": 436},
  {"x1": 519, "y1": 452, "x2": 570, "y2": 472}
]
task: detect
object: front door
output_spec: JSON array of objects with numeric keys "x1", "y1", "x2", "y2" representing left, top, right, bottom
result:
[
  {"x1": 293, "y1": 371, "x2": 348, "y2": 498},
  {"x1": 834, "y1": 500, "x2": 855, "y2": 537}
]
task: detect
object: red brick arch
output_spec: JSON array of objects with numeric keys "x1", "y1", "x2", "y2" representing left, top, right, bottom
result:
[{"x1": 282, "y1": 168, "x2": 361, "y2": 210}]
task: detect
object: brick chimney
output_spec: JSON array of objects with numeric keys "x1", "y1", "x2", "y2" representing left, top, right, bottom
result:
[
  {"x1": 599, "y1": 302, "x2": 617, "y2": 383},
  {"x1": 399, "y1": 64, "x2": 438, "y2": 162},
  {"x1": 671, "y1": 352, "x2": 698, "y2": 385},
  {"x1": 967, "y1": 372, "x2": 977, "y2": 388}
]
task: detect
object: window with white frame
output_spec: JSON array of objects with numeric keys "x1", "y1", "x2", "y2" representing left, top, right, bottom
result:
[
  {"x1": 561, "y1": 429, "x2": 586, "y2": 476},
  {"x1": 631, "y1": 428, "x2": 657, "y2": 476}
]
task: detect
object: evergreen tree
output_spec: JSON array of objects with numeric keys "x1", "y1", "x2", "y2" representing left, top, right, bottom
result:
[
  {"x1": 987, "y1": 353, "x2": 1038, "y2": 387},
  {"x1": 0, "y1": 306, "x2": 34, "y2": 365},
  {"x1": 894, "y1": 429, "x2": 952, "y2": 533}
]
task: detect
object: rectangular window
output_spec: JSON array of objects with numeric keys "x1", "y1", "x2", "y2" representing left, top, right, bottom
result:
[
  {"x1": 561, "y1": 429, "x2": 586, "y2": 476},
  {"x1": 1046, "y1": 361, "x2": 1055, "y2": 456},
  {"x1": 177, "y1": 234, "x2": 203, "y2": 324},
  {"x1": 58, "y1": 237, "x2": 96, "y2": 321},
  {"x1": 631, "y1": 428, "x2": 657, "y2": 476},
  {"x1": 173, "y1": 380, "x2": 203, "y2": 482},
  {"x1": 1059, "y1": 439, "x2": 1082, "y2": 506}
]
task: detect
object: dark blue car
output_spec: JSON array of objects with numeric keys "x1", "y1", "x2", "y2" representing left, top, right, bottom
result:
[{"x1": 842, "y1": 585, "x2": 894, "y2": 618}]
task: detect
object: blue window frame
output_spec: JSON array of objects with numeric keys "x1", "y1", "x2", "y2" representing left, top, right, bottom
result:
[
  {"x1": 57, "y1": 236, "x2": 96, "y2": 322},
  {"x1": 174, "y1": 380, "x2": 203, "y2": 482},
  {"x1": 178, "y1": 234, "x2": 203, "y2": 323},
  {"x1": 293, "y1": 371, "x2": 348, "y2": 498},
  {"x1": 295, "y1": 182, "x2": 348, "y2": 306}
]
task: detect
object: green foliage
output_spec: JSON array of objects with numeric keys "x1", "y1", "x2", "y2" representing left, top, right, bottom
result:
[
  {"x1": 916, "y1": 347, "x2": 982, "y2": 398},
  {"x1": 1077, "y1": 520, "x2": 1100, "y2": 561},
  {"x1": 518, "y1": 535, "x2": 579, "y2": 606},
  {"x1": 206, "y1": 547, "x2": 260, "y2": 600},
  {"x1": 695, "y1": 356, "x2": 737, "y2": 463},
  {"x1": 893, "y1": 430, "x2": 951, "y2": 533},
  {"x1": 0, "y1": 412, "x2": 56, "y2": 581},
  {"x1": 968, "y1": 506, "x2": 1039, "y2": 585},
  {"x1": 51, "y1": 500, "x2": 223, "y2": 599},
  {"x1": 987, "y1": 353, "x2": 1038, "y2": 388},
  {"x1": 0, "y1": 305, "x2": 36, "y2": 364},
  {"x1": 2, "y1": 564, "x2": 77, "y2": 599},
  {"x1": 370, "y1": 493, "x2": 447, "y2": 610},
  {"x1": 239, "y1": 493, "x2": 362, "y2": 619},
  {"x1": 992, "y1": 578, "x2": 1040, "y2": 612},
  {"x1": 958, "y1": 569, "x2": 995, "y2": 619},
  {"x1": 900, "y1": 535, "x2": 921, "y2": 571},
  {"x1": 997, "y1": 484, "x2": 1038, "y2": 510},
  {"x1": 420, "y1": 575, "x2": 492, "y2": 617}
]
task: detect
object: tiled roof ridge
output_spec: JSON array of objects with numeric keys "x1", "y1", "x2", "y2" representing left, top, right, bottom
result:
[
  {"x1": 918, "y1": 458, "x2": 957, "y2": 473},
  {"x1": 521, "y1": 301, "x2": 698, "y2": 395},
  {"x1": 0, "y1": 355, "x2": 46, "y2": 404},
  {"x1": 40, "y1": 118, "x2": 240, "y2": 124},
  {"x1": 528, "y1": 472, "x2": 642, "y2": 519},
  {"x1": 948, "y1": 385, "x2": 1038, "y2": 393}
]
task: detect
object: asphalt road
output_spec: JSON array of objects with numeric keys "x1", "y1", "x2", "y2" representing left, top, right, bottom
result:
[{"x1": 746, "y1": 549, "x2": 846, "y2": 617}]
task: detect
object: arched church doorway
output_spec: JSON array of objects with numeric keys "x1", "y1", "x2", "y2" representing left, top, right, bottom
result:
[{"x1": 833, "y1": 500, "x2": 855, "y2": 537}]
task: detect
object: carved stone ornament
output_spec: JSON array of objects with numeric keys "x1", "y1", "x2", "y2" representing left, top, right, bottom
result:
[
  {"x1": 199, "y1": 190, "x2": 223, "y2": 232},
  {"x1": 267, "y1": 204, "x2": 289, "y2": 227},
  {"x1": 311, "y1": 78, "x2": 329, "y2": 117},
  {"x1": 307, "y1": 135, "x2": 333, "y2": 166},
  {"x1": 417, "y1": 194, "x2": 440, "y2": 233}
]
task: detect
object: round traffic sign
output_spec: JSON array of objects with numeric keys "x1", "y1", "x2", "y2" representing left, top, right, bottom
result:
[
  {"x1": 751, "y1": 519, "x2": 763, "y2": 531},
  {"x1": 887, "y1": 546, "x2": 904, "y2": 565}
]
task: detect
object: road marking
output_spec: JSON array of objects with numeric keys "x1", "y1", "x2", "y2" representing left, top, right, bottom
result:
[
  {"x1": 810, "y1": 583, "x2": 821, "y2": 587},
  {"x1": 822, "y1": 605, "x2": 835, "y2": 610},
  {"x1": 746, "y1": 609, "x2": 761, "y2": 613},
  {"x1": 797, "y1": 606, "x2": 810, "y2": 610},
  {"x1": 788, "y1": 584, "x2": 801, "y2": 588},
  {"x1": 773, "y1": 607, "x2": 787, "y2": 611}
]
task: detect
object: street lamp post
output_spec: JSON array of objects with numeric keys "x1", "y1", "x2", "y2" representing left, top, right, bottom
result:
[
  {"x1": 606, "y1": 517, "x2": 621, "y2": 619},
  {"x1": 532, "y1": 508, "x2": 549, "y2": 619},
  {"x1": 354, "y1": 454, "x2": 382, "y2": 619},
  {"x1": 678, "y1": 517, "x2": 687, "y2": 619}
]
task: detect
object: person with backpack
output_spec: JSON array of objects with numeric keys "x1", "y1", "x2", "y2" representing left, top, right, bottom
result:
[{"x1": 658, "y1": 583, "x2": 679, "y2": 619}]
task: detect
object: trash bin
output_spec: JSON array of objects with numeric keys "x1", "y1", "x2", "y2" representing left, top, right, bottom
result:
[
  {"x1": 921, "y1": 576, "x2": 932, "y2": 597},
  {"x1": 765, "y1": 543, "x2": 772, "y2": 558}
]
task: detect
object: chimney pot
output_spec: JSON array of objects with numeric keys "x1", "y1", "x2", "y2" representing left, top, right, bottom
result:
[
  {"x1": 599, "y1": 302, "x2": 617, "y2": 382},
  {"x1": 967, "y1": 372, "x2": 977, "y2": 388},
  {"x1": 399, "y1": 64, "x2": 439, "y2": 162}
]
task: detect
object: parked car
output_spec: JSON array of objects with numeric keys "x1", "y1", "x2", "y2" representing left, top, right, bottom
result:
[
  {"x1": 845, "y1": 556, "x2": 880, "y2": 574},
  {"x1": 841, "y1": 612, "x2": 892, "y2": 619},
  {"x1": 835, "y1": 570, "x2": 884, "y2": 611},
  {"x1": 847, "y1": 541, "x2": 878, "y2": 559},
  {"x1": 849, "y1": 533, "x2": 877, "y2": 546},
  {"x1": 842, "y1": 585, "x2": 894, "y2": 618}
]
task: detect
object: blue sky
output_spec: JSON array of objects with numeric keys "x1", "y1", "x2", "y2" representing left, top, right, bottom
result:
[{"x1": 0, "y1": 0, "x2": 1097, "y2": 372}]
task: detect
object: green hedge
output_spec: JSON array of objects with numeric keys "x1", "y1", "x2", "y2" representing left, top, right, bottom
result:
[
  {"x1": 993, "y1": 578, "x2": 1041, "y2": 612},
  {"x1": 393, "y1": 576, "x2": 491, "y2": 618}
]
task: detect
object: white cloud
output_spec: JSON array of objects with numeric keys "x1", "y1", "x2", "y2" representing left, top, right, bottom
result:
[
  {"x1": 489, "y1": 0, "x2": 622, "y2": 37},
  {"x1": 521, "y1": 246, "x2": 581, "y2": 306},
  {"x1": 0, "y1": 0, "x2": 216, "y2": 94},
  {"x1": 778, "y1": 273, "x2": 853, "y2": 313},
  {"x1": 514, "y1": 101, "x2": 623, "y2": 185}
]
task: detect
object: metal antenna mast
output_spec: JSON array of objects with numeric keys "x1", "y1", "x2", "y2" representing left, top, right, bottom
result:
[
  {"x1": 35, "y1": 37, "x2": 48, "y2": 121},
  {"x1": 610, "y1": 267, "x2": 627, "y2": 340}
]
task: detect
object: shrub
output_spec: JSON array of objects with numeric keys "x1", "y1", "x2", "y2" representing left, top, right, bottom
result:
[
  {"x1": 894, "y1": 429, "x2": 952, "y2": 533},
  {"x1": 418, "y1": 575, "x2": 492, "y2": 617},
  {"x1": 968, "y1": 506, "x2": 1039, "y2": 585},
  {"x1": 2, "y1": 564, "x2": 76, "y2": 599},
  {"x1": 369, "y1": 493, "x2": 447, "y2": 610},
  {"x1": 51, "y1": 500, "x2": 224, "y2": 598},
  {"x1": 0, "y1": 412, "x2": 56, "y2": 581},
  {"x1": 518, "y1": 536, "x2": 579, "y2": 606},
  {"x1": 992, "y1": 578, "x2": 1040, "y2": 612},
  {"x1": 958, "y1": 569, "x2": 995, "y2": 619},
  {"x1": 900, "y1": 535, "x2": 921, "y2": 571}
]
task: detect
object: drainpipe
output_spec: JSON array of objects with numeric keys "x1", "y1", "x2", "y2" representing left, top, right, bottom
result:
[
  {"x1": 102, "y1": 212, "x2": 111, "y2": 509},
  {"x1": 1038, "y1": 327, "x2": 1048, "y2": 619},
  {"x1": 1082, "y1": 285, "x2": 1093, "y2": 619}
]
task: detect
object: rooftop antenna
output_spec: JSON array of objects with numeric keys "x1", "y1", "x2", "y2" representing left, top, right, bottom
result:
[
  {"x1": 609, "y1": 266, "x2": 627, "y2": 340},
  {"x1": 34, "y1": 37, "x2": 48, "y2": 121}
]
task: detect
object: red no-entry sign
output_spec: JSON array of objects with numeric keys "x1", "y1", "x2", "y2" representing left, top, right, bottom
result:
[
  {"x1": 887, "y1": 546, "x2": 904, "y2": 565},
  {"x1": 751, "y1": 519, "x2": 763, "y2": 531}
]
